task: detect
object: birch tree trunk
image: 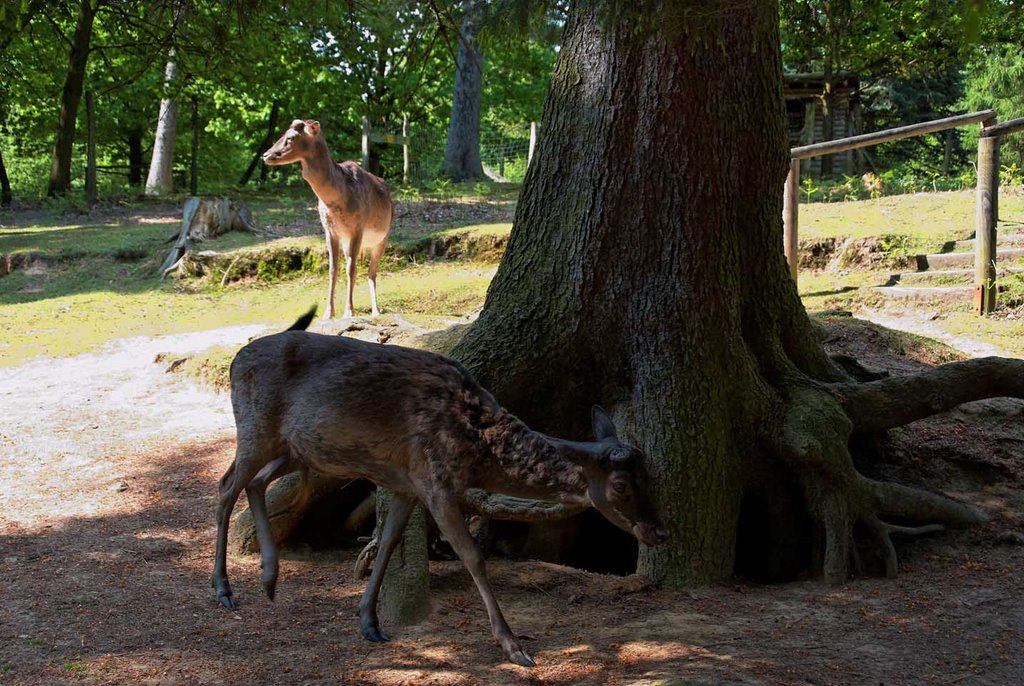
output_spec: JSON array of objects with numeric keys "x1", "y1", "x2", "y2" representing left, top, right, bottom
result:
[{"x1": 145, "y1": 51, "x2": 179, "y2": 196}]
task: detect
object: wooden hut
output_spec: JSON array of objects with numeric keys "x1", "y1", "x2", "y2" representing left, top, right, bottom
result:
[{"x1": 784, "y1": 73, "x2": 860, "y2": 178}]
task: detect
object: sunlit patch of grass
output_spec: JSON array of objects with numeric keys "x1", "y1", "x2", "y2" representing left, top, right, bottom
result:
[{"x1": 799, "y1": 190, "x2": 1024, "y2": 245}]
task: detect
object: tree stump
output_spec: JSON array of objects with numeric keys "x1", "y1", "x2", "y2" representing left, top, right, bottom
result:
[{"x1": 160, "y1": 197, "x2": 260, "y2": 277}]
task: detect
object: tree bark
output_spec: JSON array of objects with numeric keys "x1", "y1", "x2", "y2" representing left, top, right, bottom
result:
[
  {"x1": 450, "y1": 0, "x2": 998, "y2": 588},
  {"x1": 145, "y1": 51, "x2": 179, "y2": 196},
  {"x1": 46, "y1": 0, "x2": 98, "y2": 197},
  {"x1": 375, "y1": 491, "x2": 430, "y2": 626},
  {"x1": 85, "y1": 90, "x2": 97, "y2": 205},
  {"x1": 127, "y1": 130, "x2": 143, "y2": 187},
  {"x1": 239, "y1": 99, "x2": 280, "y2": 186},
  {"x1": 0, "y1": 146, "x2": 11, "y2": 206},
  {"x1": 440, "y1": 0, "x2": 484, "y2": 182}
]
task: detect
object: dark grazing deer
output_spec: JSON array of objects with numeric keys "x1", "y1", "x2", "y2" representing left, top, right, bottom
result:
[
  {"x1": 262, "y1": 119, "x2": 393, "y2": 319},
  {"x1": 212, "y1": 308, "x2": 668, "y2": 667}
]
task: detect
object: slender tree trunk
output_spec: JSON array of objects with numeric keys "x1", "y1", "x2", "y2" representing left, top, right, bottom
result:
[
  {"x1": 85, "y1": 90, "x2": 97, "y2": 205},
  {"x1": 190, "y1": 95, "x2": 199, "y2": 195},
  {"x1": 127, "y1": 130, "x2": 143, "y2": 187},
  {"x1": 440, "y1": 0, "x2": 484, "y2": 181},
  {"x1": 452, "y1": 0, "x2": 991, "y2": 588},
  {"x1": 0, "y1": 146, "x2": 12, "y2": 206},
  {"x1": 145, "y1": 51, "x2": 179, "y2": 196},
  {"x1": 46, "y1": 0, "x2": 98, "y2": 197},
  {"x1": 820, "y1": 7, "x2": 836, "y2": 179},
  {"x1": 239, "y1": 99, "x2": 280, "y2": 186}
]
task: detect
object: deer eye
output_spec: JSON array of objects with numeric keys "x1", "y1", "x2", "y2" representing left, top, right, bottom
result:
[{"x1": 611, "y1": 480, "x2": 629, "y2": 495}]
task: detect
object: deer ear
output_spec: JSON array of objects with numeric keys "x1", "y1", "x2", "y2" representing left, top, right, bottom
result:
[
  {"x1": 290, "y1": 119, "x2": 305, "y2": 132},
  {"x1": 306, "y1": 120, "x2": 321, "y2": 137},
  {"x1": 592, "y1": 405, "x2": 618, "y2": 442}
]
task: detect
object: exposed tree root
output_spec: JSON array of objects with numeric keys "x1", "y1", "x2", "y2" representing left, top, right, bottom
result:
[
  {"x1": 776, "y1": 354, "x2": 1012, "y2": 583},
  {"x1": 835, "y1": 357, "x2": 1024, "y2": 432}
]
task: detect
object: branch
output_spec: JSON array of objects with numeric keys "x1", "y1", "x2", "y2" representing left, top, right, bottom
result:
[
  {"x1": 460, "y1": 489, "x2": 588, "y2": 522},
  {"x1": 836, "y1": 357, "x2": 1024, "y2": 432}
]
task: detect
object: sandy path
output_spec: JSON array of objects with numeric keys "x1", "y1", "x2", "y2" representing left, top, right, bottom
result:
[{"x1": 0, "y1": 325, "x2": 267, "y2": 526}]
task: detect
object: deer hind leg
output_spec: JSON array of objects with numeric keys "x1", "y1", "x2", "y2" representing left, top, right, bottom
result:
[
  {"x1": 324, "y1": 229, "x2": 341, "y2": 319},
  {"x1": 358, "y1": 493, "x2": 415, "y2": 642},
  {"x1": 212, "y1": 441, "x2": 278, "y2": 609},
  {"x1": 244, "y1": 455, "x2": 295, "y2": 601},
  {"x1": 343, "y1": 230, "x2": 363, "y2": 319},
  {"x1": 424, "y1": 493, "x2": 536, "y2": 668},
  {"x1": 367, "y1": 239, "x2": 387, "y2": 317}
]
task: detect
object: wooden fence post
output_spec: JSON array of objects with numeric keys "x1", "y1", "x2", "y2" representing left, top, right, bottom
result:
[
  {"x1": 402, "y1": 115, "x2": 409, "y2": 185},
  {"x1": 361, "y1": 116, "x2": 370, "y2": 170},
  {"x1": 85, "y1": 91, "x2": 97, "y2": 205},
  {"x1": 783, "y1": 158, "x2": 800, "y2": 282},
  {"x1": 528, "y1": 122, "x2": 537, "y2": 167},
  {"x1": 975, "y1": 119, "x2": 999, "y2": 315}
]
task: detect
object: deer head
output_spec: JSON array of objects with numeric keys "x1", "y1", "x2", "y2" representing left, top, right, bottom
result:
[
  {"x1": 262, "y1": 119, "x2": 323, "y2": 166},
  {"x1": 566, "y1": 406, "x2": 669, "y2": 547}
]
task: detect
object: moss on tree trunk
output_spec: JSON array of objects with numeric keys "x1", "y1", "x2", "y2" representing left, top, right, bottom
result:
[{"x1": 452, "y1": 0, "x2": 996, "y2": 587}]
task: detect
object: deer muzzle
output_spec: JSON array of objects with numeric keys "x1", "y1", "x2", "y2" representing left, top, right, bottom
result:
[{"x1": 633, "y1": 523, "x2": 670, "y2": 546}]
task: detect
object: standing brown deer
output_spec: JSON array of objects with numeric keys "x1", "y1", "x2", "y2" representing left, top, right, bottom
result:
[
  {"x1": 263, "y1": 119, "x2": 393, "y2": 319},
  {"x1": 212, "y1": 308, "x2": 668, "y2": 668}
]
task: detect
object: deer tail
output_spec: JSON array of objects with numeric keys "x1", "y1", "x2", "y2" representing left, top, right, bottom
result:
[{"x1": 286, "y1": 305, "x2": 317, "y2": 332}]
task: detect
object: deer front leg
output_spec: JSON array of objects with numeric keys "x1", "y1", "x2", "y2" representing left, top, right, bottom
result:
[
  {"x1": 343, "y1": 230, "x2": 363, "y2": 319},
  {"x1": 244, "y1": 455, "x2": 294, "y2": 601},
  {"x1": 324, "y1": 230, "x2": 341, "y2": 319},
  {"x1": 358, "y1": 493, "x2": 415, "y2": 642},
  {"x1": 425, "y1": 494, "x2": 536, "y2": 668}
]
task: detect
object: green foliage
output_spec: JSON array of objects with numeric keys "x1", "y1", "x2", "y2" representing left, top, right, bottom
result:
[
  {"x1": 799, "y1": 165, "x2": 976, "y2": 203},
  {"x1": 961, "y1": 45, "x2": 1024, "y2": 170},
  {"x1": 0, "y1": 0, "x2": 554, "y2": 203}
]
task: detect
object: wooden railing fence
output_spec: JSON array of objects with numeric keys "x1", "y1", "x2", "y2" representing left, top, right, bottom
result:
[{"x1": 784, "y1": 110, "x2": 1024, "y2": 315}]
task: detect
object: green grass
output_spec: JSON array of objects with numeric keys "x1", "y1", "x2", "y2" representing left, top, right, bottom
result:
[
  {"x1": 0, "y1": 196, "x2": 504, "y2": 365},
  {"x1": 800, "y1": 189, "x2": 1024, "y2": 246},
  {"x1": 5, "y1": 187, "x2": 1024, "y2": 371}
]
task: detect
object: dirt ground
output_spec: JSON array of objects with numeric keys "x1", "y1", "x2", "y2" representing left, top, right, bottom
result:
[{"x1": 2, "y1": 317, "x2": 1023, "y2": 685}]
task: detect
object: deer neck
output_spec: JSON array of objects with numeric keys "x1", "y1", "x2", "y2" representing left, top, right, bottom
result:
[
  {"x1": 478, "y1": 414, "x2": 591, "y2": 506},
  {"x1": 298, "y1": 141, "x2": 339, "y2": 203}
]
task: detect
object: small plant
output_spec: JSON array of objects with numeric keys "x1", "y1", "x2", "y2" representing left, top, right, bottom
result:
[
  {"x1": 1000, "y1": 163, "x2": 1024, "y2": 186},
  {"x1": 428, "y1": 177, "x2": 455, "y2": 201},
  {"x1": 801, "y1": 176, "x2": 821, "y2": 203},
  {"x1": 879, "y1": 233, "x2": 918, "y2": 269},
  {"x1": 395, "y1": 185, "x2": 422, "y2": 203},
  {"x1": 62, "y1": 660, "x2": 87, "y2": 677}
]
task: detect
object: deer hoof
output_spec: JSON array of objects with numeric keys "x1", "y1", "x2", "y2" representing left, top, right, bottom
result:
[
  {"x1": 262, "y1": 577, "x2": 277, "y2": 601},
  {"x1": 217, "y1": 592, "x2": 237, "y2": 610},
  {"x1": 360, "y1": 626, "x2": 390, "y2": 643},
  {"x1": 507, "y1": 647, "x2": 535, "y2": 668}
]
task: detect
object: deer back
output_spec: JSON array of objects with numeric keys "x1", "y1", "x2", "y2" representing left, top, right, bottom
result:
[{"x1": 230, "y1": 331, "x2": 494, "y2": 493}]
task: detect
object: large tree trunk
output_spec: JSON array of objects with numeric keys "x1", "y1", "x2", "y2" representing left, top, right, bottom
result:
[
  {"x1": 145, "y1": 51, "x2": 179, "y2": 196},
  {"x1": 440, "y1": 0, "x2": 484, "y2": 182},
  {"x1": 451, "y1": 0, "x2": 990, "y2": 588},
  {"x1": 46, "y1": 0, "x2": 98, "y2": 197}
]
